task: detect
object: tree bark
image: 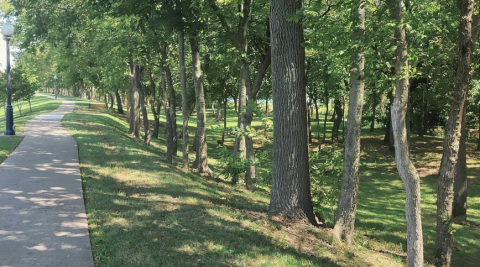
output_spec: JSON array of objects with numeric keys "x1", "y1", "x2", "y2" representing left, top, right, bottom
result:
[
  {"x1": 370, "y1": 87, "x2": 377, "y2": 132},
  {"x1": 128, "y1": 63, "x2": 141, "y2": 138},
  {"x1": 387, "y1": 0, "x2": 424, "y2": 265},
  {"x1": 384, "y1": 89, "x2": 395, "y2": 151},
  {"x1": 190, "y1": 36, "x2": 212, "y2": 175},
  {"x1": 434, "y1": 1, "x2": 473, "y2": 266},
  {"x1": 178, "y1": 29, "x2": 190, "y2": 171},
  {"x1": 322, "y1": 93, "x2": 329, "y2": 145},
  {"x1": 150, "y1": 70, "x2": 161, "y2": 139},
  {"x1": 333, "y1": 0, "x2": 365, "y2": 245},
  {"x1": 453, "y1": 105, "x2": 467, "y2": 224},
  {"x1": 161, "y1": 48, "x2": 178, "y2": 157},
  {"x1": 216, "y1": 99, "x2": 223, "y2": 122},
  {"x1": 268, "y1": 0, "x2": 316, "y2": 225},
  {"x1": 115, "y1": 89, "x2": 124, "y2": 114},
  {"x1": 138, "y1": 70, "x2": 151, "y2": 145},
  {"x1": 332, "y1": 96, "x2": 343, "y2": 142},
  {"x1": 109, "y1": 92, "x2": 115, "y2": 109}
]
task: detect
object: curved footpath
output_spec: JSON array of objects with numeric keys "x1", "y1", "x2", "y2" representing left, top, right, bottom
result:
[{"x1": 0, "y1": 99, "x2": 94, "y2": 267}]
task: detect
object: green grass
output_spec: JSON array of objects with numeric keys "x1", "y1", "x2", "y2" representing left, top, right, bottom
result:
[
  {"x1": 0, "y1": 94, "x2": 62, "y2": 164},
  {"x1": 42, "y1": 95, "x2": 479, "y2": 266},
  {"x1": 62, "y1": 101, "x2": 399, "y2": 267}
]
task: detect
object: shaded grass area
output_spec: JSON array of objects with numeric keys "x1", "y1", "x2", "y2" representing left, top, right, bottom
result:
[
  {"x1": 63, "y1": 102, "x2": 400, "y2": 267},
  {"x1": 0, "y1": 94, "x2": 62, "y2": 164}
]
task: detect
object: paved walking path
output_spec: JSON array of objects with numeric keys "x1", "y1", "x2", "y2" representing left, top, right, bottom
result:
[{"x1": 0, "y1": 99, "x2": 94, "y2": 267}]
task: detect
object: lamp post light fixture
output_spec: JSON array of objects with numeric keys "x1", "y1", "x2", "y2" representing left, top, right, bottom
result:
[
  {"x1": 2, "y1": 18, "x2": 14, "y2": 135},
  {"x1": 54, "y1": 74, "x2": 58, "y2": 100}
]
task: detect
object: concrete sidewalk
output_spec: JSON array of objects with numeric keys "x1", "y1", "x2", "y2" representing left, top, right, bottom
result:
[{"x1": 0, "y1": 99, "x2": 94, "y2": 267}]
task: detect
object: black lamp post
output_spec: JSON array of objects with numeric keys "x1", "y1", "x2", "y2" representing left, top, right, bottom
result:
[
  {"x1": 3, "y1": 18, "x2": 14, "y2": 135},
  {"x1": 54, "y1": 74, "x2": 57, "y2": 100}
]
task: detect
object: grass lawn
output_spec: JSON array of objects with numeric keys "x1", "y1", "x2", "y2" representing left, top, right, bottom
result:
[
  {"x1": 60, "y1": 97, "x2": 480, "y2": 266},
  {"x1": 0, "y1": 94, "x2": 62, "y2": 163}
]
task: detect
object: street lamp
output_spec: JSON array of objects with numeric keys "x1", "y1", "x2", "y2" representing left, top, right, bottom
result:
[
  {"x1": 54, "y1": 74, "x2": 57, "y2": 100},
  {"x1": 2, "y1": 18, "x2": 14, "y2": 135}
]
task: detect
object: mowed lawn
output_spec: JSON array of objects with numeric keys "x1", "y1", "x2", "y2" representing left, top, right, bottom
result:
[
  {"x1": 59, "y1": 97, "x2": 479, "y2": 267},
  {"x1": 0, "y1": 94, "x2": 61, "y2": 163}
]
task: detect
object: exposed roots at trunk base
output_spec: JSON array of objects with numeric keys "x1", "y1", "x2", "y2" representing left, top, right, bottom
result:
[{"x1": 267, "y1": 208, "x2": 319, "y2": 226}]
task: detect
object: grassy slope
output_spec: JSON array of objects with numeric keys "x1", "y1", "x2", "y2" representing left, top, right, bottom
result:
[
  {"x1": 0, "y1": 94, "x2": 61, "y2": 163},
  {"x1": 60, "y1": 99, "x2": 479, "y2": 266}
]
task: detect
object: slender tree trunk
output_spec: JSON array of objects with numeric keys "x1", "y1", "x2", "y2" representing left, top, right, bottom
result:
[
  {"x1": 384, "y1": 90, "x2": 395, "y2": 151},
  {"x1": 138, "y1": 70, "x2": 151, "y2": 145},
  {"x1": 161, "y1": 65, "x2": 173, "y2": 163},
  {"x1": 115, "y1": 89, "x2": 124, "y2": 114},
  {"x1": 323, "y1": 96, "x2": 329, "y2": 145},
  {"x1": 334, "y1": 0, "x2": 365, "y2": 245},
  {"x1": 104, "y1": 94, "x2": 108, "y2": 108},
  {"x1": 308, "y1": 99, "x2": 313, "y2": 144},
  {"x1": 190, "y1": 36, "x2": 212, "y2": 175},
  {"x1": 222, "y1": 97, "x2": 227, "y2": 144},
  {"x1": 314, "y1": 98, "x2": 320, "y2": 143},
  {"x1": 435, "y1": 2, "x2": 474, "y2": 266},
  {"x1": 370, "y1": 87, "x2": 377, "y2": 132},
  {"x1": 150, "y1": 71, "x2": 161, "y2": 139},
  {"x1": 268, "y1": 0, "x2": 316, "y2": 225},
  {"x1": 161, "y1": 48, "x2": 178, "y2": 157},
  {"x1": 178, "y1": 29, "x2": 190, "y2": 171},
  {"x1": 453, "y1": 105, "x2": 467, "y2": 224},
  {"x1": 129, "y1": 63, "x2": 141, "y2": 138},
  {"x1": 388, "y1": 0, "x2": 424, "y2": 265},
  {"x1": 332, "y1": 97, "x2": 343, "y2": 142}
]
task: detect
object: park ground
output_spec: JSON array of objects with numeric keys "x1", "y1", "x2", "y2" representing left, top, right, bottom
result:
[{"x1": 1, "y1": 94, "x2": 479, "y2": 266}]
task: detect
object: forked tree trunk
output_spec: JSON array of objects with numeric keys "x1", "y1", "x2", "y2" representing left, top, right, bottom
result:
[
  {"x1": 178, "y1": 29, "x2": 190, "y2": 171},
  {"x1": 128, "y1": 63, "x2": 141, "y2": 138},
  {"x1": 267, "y1": 0, "x2": 316, "y2": 225},
  {"x1": 190, "y1": 36, "x2": 212, "y2": 175},
  {"x1": 388, "y1": 0, "x2": 424, "y2": 265},
  {"x1": 115, "y1": 89, "x2": 124, "y2": 114},
  {"x1": 435, "y1": 1, "x2": 474, "y2": 265},
  {"x1": 333, "y1": 0, "x2": 365, "y2": 245}
]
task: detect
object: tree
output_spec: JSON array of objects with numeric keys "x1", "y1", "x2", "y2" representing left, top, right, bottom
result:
[
  {"x1": 387, "y1": 0, "x2": 424, "y2": 265},
  {"x1": 333, "y1": 0, "x2": 365, "y2": 245},
  {"x1": 435, "y1": 0, "x2": 474, "y2": 266},
  {"x1": 267, "y1": 0, "x2": 316, "y2": 225}
]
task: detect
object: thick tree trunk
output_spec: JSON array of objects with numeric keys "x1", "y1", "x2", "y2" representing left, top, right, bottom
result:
[
  {"x1": 216, "y1": 99, "x2": 223, "y2": 122},
  {"x1": 115, "y1": 89, "x2": 124, "y2": 114},
  {"x1": 128, "y1": 63, "x2": 141, "y2": 138},
  {"x1": 109, "y1": 92, "x2": 114, "y2": 109},
  {"x1": 453, "y1": 106, "x2": 467, "y2": 224},
  {"x1": 434, "y1": 1, "x2": 474, "y2": 266},
  {"x1": 190, "y1": 37, "x2": 212, "y2": 175},
  {"x1": 388, "y1": 0, "x2": 424, "y2": 265},
  {"x1": 268, "y1": 0, "x2": 316, "y2": 225},
  {"x1": 333, "y1": 0, "x2": 365, "y2": 245},
  {"x1": 178, "y1": 29, "x2": 190, "y2": 171}
]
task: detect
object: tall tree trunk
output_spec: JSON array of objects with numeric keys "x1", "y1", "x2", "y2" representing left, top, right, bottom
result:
[
  {"x1": 453, "y1": 105, "x2": 467, "y2": 224},
  {"x1": 314, "y1": 98, "x2": 320, "y2": 143},
  {"x1": 434, "y1": 1, "x2": 474, "y2": 266},
  {"x1": 216, "y1": 99, "x2": 223, "y2": 122},
  {"x1": 72, "y1": 85, "x2": 77, "y2": 97},
  {"x1": 388, "y1": 0, "x2": 424, "y2": 265},
  {"x1": 150, "y1": 70, "x2": 161, "y2": 138},
  {"x1": 419, "y1": 86, "x2": 426, "y2": 137},
  {"x1": 322, "y1": 95, "x2": 329, "y2": 145},
  {"x1": 80, "y1": 83, "x2": 86, "y2": 100},
  {"x1": 178, "y1": 29, "x2": 190, "y2": 171},
  {"x1": 138, "y1": 70, "x2": 151, "y2": 145},
  {"x1": 384, "y1": 89, "x2": 395, "y2": 151},
  {"x1": 333, "y1": 0, "x2": 365, "y2": 245},
  {"x1": 268, "y1": 0, "x2": 316, "y2": 225},
  {"x1": 129, "y1": 63, "x2": 141, "y2": 138},
  {"x1": 370, "y1": 87, "x2": 377, "y2": 132},
  {"x1": 161, "y1": 48, "x2": 178, "y2": 157},
  {"x1": 308, "y1": 99, "x2": 313, "y2": 144},
  {"x1": 115, "y1": 89, "x2": 124, "y2": 114},
  {"x1": 332, "y1": 96, "x2": 343, "y2": 142},
  {"x1": 162, "y1": 65, "x2": 173, "y2": 163},
  {"x1": 190, "y1": 36, "x2": 212, "y2": 175},
  {"x1": 222, "y1": 97, "x2": 227, "y2": 144}
]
